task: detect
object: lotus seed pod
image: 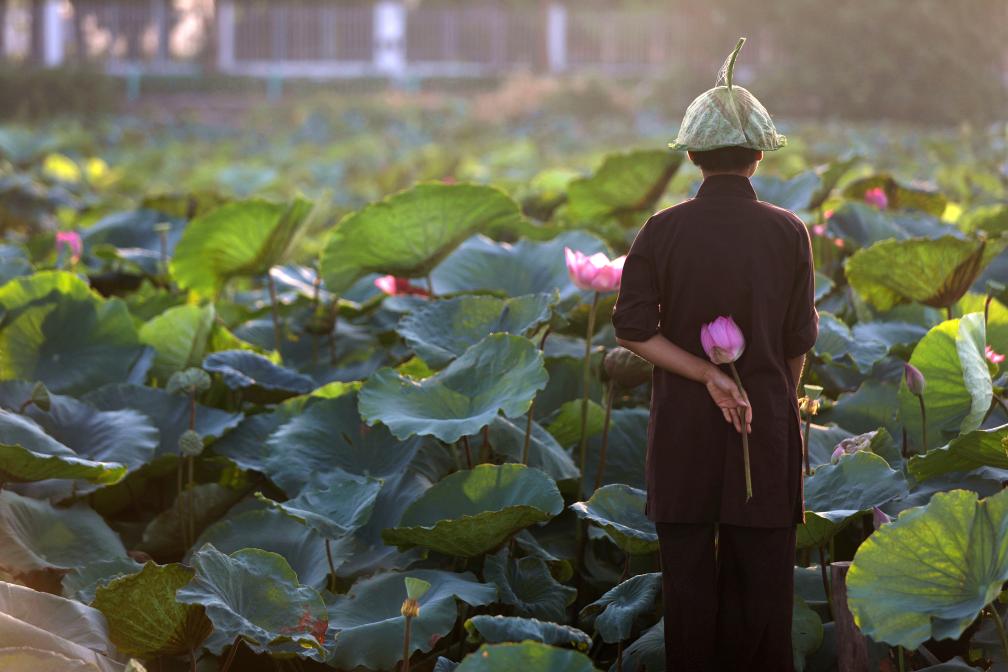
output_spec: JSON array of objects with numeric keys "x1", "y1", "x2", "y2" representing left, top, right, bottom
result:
[
  {"x1": 669, "y1": 38, "x2": 786, "y2": 153},
  {"x1": 903, "y1": 363, "x2": 926, "y2": 397},
  {"x1": 30, "y1": 381, "x2": 51, "y2": 412},
  {"x1": 178, "y1": 429, "x2": 203, "y2": 457},
  {"x1": 603, "y1": 347, "x2": 653, "y2": 389},
  {"x1": 400, "y1": 597, "x2": 420, "y2": 619},
  {"x1": 803, "y1": 384, "x2": 824, "y2": 401},
  {"x1": 167, "y1": 368, "x2": 212, "y2": 395}
]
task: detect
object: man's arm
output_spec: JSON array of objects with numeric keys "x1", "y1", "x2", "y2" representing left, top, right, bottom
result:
[
  {"x1": 787, "y1": 353, "x2": 806, "y2": 393},
  {"x1": 616, "y1": 333, "x2": 752, "y2": 434}
]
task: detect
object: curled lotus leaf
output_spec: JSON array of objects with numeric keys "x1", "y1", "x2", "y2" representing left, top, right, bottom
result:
[
  {"x1": 254, "y1": 467, "x2": 383, "y2": 539},
  {"x1": 570, "y1": 484, "x2": 658, "y2": 555},
  {"x1": 847, "y1": 488, "x2": 1008, "y2": 650},
  {"x1": 907, "y1": 425, "x2": 1008, "y2": 482},
  {"x1": 203, "y1": 350, "x2": 314, "y2": 402},
  {"x1": 578, "y1": 572, "x2": 661, "y2": 644},
  {"x1": 566, "y1": 149, "x2": 682, "y2": 225},
  {"x1": 464, "y1": 615, "x2": 592, "y2": 651},
  {"x1": 359, "y1": 333, "x2": 548, "y2": 444},
  {"x1": 483, "y1": 548, "x2": 576, "y2": 622},
  {"x1": 383, "y1": 463, "x2": 564, "y2": 558}
]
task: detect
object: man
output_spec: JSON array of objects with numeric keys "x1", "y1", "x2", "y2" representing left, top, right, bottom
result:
[{"x1": 610, "y1": 38, "x2": 819, "y2": 671}]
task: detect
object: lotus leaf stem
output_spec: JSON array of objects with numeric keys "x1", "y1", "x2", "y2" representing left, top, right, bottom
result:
[
  {"x1": 325, "y1": 539, "x2": 337, "y2": 592},
  {"x1": 946, "y1": 305, "x2": 953, "y2": 321},
  {"x1": 802, "y1": 416, "x2": 812, "y2": 476},
  {"x1": 986, "y1": 292, "x2": 994, "y2": 325},
  {"x1": 818, "y1": 545, "x2": 833, "y2": 621},
  {"x1": 917, "y1": 395, "x2": 928, "y2": 454},
  {"x1": 267, "y1": 271, "x2": 282, "y2": 353},
  {"x1": 897, "y1": 646, "x2": 904, "y2": 672},
  {"x1": 594, "y1": 383, "x2": 615, "y2": 493},
  {"x1": 522, "y1": 327, "x2": 552, "y2": 465},
  {"x1": 461, "y1": 436, "x2": 473, "y2": 469},
  {"x1": 988, "y1": 604, "x2": 1008, "y2": 662},
  {"x1": 187, "y1": 455, "x2": 195, "y2": 547},
  {"x1": 728, "y1": 362, "x2": 752, "y2": 501},
  {"x1": 220, "y1": 636, "x2": 241, "y2": 672},
  {"x1": 401, "y1": 615, "x2": 413, "y2": 672},
  {"x1": 578, "y1": 292, "x2": 600, "y2": 493}
]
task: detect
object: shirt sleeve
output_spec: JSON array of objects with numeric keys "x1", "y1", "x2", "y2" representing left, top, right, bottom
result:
[
  {"x1": 782, "y1": 219, "x2": 819, "y2": 359},
  {"x1": 611, "y1": 217, "x2": 661, "y2": 342}
]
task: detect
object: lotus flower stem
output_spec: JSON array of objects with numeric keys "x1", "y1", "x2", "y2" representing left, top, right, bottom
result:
[
  {"x1": 727, "y1": 362, "x2": 752, "y2": 501},
  {"x1": 988, "y1": 604, "x2": 1008, "y2": 662},
  {"x1": 617, "y1": 641, "x2": 624, "y2": 671},
  {"x1": 946, "y1": 305, "x2": 953, "y2": 321},
  {"x1": 817, "y1": 545, "x2": 834, "y2": 621},
  {"x1": 221, "y1": 636, "x2": 241, "y2": 672},
  {"x1": 802, "y1": 417, "x2": 812, "y2": 476},
  {"x1": 461, "y1": 436, "x2": 473, "y2": 469},
  {"x1": 986, "y1": 294, "x2": 994, "y2": 326},
  {"x1": 481, "y1": 426, "x2": 490, "y2": 463},
  {"x1": 522, "y1": 327, "x2": 552, "y2": 465},
  {"x1": 325, "y1": 539, "x2": 337, "y2": 592},
  {"x1": 897, "y1": 646, "x2": 905, "y2": 672},
  {"x1": 187, "y1": 455, "x2": 195, "y2": 546},
  {"x1": 578, "y1": 292, "x2": 600, "y2": 492},
  {"x1": 177, "y1": 459, "x2": 186, "y2": 550},
  {"x1": 267, "y1": 272, "x2": 282, "y2": 353},
  {"x1": 594, "y1": 382, "x2": 616, "y2": 493},
  {"x1": 918, "y1": 395, "x2": 928, "y2": 454},
  {"x1": 401, "y1": 616, "x2": 413, "y2": 672}
]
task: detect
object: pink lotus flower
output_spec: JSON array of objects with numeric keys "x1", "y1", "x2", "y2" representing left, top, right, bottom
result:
[
  {"x1": 823, "y1": 209, "x2": 834, "y2": 220},
  {"x1": 903, "y1": 363, "x2": 926, "y2": 396},
  {"x1": 374, "y1": 275, "x2": 429, "y2": 297},
  {"x1": 872, "y1": 506, "x2": 892, "y2": 530},
  {"x1": 700, "y1": 315, "x2": 746, "y2": 365},
  {"x1": 864, "y1": 187, "x2": 889, "y2": 209},
  {"x1": 564, "y1": 248, "x2": 625, "y2": 293},
  {"x1": 812, "y1": 224, "x2": 827, "y2": 237},
  {"x1": 987, "y1": 345, "x2": 1006, "y2": 365},
  {"x1": 55, "y1": 231, "x2": 82, "y2": 264}
]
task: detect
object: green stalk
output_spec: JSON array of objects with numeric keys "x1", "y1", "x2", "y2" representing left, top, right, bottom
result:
[
  {"x1": 325, "y1": 539, "x2": 337, "y2": 592},
  {"x1": 221, "y1": 636, "x2": 241, "y2": 672},
  {"x1": 594, "y1": 383, "x2": 615, "y2": 493},
  {"x1": 897, "y1": 646, "x2": 905, "y2": 672},
  {"x1": 521, "y1": 327, "x2": 552, "y2": 465},
  {"x1": 578, "y1": 292, "x2": 600, "y2": 492},
  {"x1": 267, "y1": 271, "x2": 282, "y2": 353},
  {"x1": 187, "y1": 455, "x2": 195, "y2": 547},
  {"x1": 728, "y1": 362, "x2": 752, "y2": 501},
  {"x1": 401, "y1": 615, "x2": 413, "y2": 672},
  {"x1": 461, "y1": 436, "x2": 473, "y2": 469},
  {"x1": 818, "y1": 545, "x2": 834, "y2": 621},
  {"x1": 988, "y1": 604, "x2": 1008, "y2": 663},
  {"x1": 917, "y1": 394, "x2": 928, "y2": 453},
  {"x1": 802, "y1": 415, "x2": 812, "y2": 476}
]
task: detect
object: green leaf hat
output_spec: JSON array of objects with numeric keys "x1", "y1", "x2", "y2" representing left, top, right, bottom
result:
[{"x1": 669, "y1": 37, "x2": 787, "y2": 153}]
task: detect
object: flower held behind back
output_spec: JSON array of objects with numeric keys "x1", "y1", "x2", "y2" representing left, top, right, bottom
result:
[{"x1": 700, "y1": 315, "x2": 746, "y2": 364}]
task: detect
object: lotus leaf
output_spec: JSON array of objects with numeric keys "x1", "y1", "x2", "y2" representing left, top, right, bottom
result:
[
  {"x1": 456, "y1": 641, "x2": 599, "y2": 672},
  {"x1": 570, "y1": 484, "x2": 658, "y2": 554},
  {"x1": 203, "y1": 350, "x2": 314, "y2": 402},
  {"x1": 792, "y1": 596, "x2": 824, "y2": 671},
  {"x1": 138, "y1": 304, "x2": 249, "y2": 383},
  {"x1": 751, "y1": 171, "x2": 820, "y2": 212},
  {"x1": 580, "y1": 408, "x2": 648, "y2": 497},
  {"x1": 545, "y1": 398, "x2": 606, "y2": 447},
  {"x1": 0, "y1": 245, "x2": 32, "y2": 284},
  {"x1": 397, "y1": 293, "x2": 555, "y2": 368},
  {"x1": 255, "y1": 468, "x2": 382, "y2": 538},
  {"x1": 325, "y1": 568, "x2": 497, "y2": 670},
  {"x1": 383, "y1": 463, "x2": 563, "y2": 557},
  {"x1": 0, "y1": 490, "x2": 126, "y2": 573},
  {"x1": 842, "y1": 174, "x2": 948, "y2": 216},
  {"x1": 907, "y1": 425, "x2": 1008, "y2": 482},
  {"x1": 484, "y1": 548, "x2": 576, "y2": 621},
  {"x1": 139, "y1": 484, "x2": 247, "y2": 556},
  {"x1": 464, "y1": 615, "x2": 592, "y2": 650},
  {"x1": 799, "y1": 451, "x2": 907, "y2": 549},
  {"x1": 320, "y1": 183, "x2": 525, "y2": 293},
  {"x1": 566, "y1": 149, "x2": 681, "y2": 224},
  {"x1": 828, "y1": 202, "x2": 956, "y2": 248},
  {"x1": 817, "y1": 380, "x2": 901, "y2": 436},
  {"x1": 93, "y1": 562, "x2": 211, "y2": 657},
  {"x1": 470, "y1": 415, "x2": 579, "y2": 483},
  {"x1": 170, "y1": 198, "x2": 314, "y2": 295},
  {"x1": 898, "y1": 314, "x2": 992, "y2": 452},
  {"x1": 847, "y1": 488, "x2": 1008, "y2": 649},
  {"x1": 175, "y1": 544, "x2": 327, "y2": 654},
  {"x1": 617, "y1": 618, "x2": 664, "y2": 672},
  {"x1": 578, "y1": 572, "x2": 660, "y2": 643},
  {"x1": 0, "y1": 648, "x2": 102, "y2": 672},
  {"x1": 62, "y1": 557, "x2": 144, "y2": 604},
  {"x1": 845, "y1": 236, "x2": 1007, "y2": 311},
  {"x1": 359, "y1": 333, "x2": 548, "y2": 443},
  {"x1": 0, "y1": 271, "x2": 95, "y2": 309}
]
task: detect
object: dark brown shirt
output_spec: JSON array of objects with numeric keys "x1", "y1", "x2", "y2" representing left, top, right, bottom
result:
[{"x1": 611, "y1": 173, "x2": 818, "y2": 528}]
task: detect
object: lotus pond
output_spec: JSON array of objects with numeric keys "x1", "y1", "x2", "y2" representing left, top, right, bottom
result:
[{"x1": 0, "y1": 108, "x2": 1007, "y2": 672}]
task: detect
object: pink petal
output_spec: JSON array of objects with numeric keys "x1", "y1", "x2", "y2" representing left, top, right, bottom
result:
[
  {"x1": 374, "y1": 275, "x2": 398, "y2": 295},
  {"x1": 700, "y1": 323, "x2": 715, "y2": 360}
]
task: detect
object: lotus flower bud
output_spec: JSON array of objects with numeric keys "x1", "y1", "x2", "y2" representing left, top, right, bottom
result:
[
  {"x1": 986, "y1": 345, "x2": 1005, "y2": 365},
  {"x1": 830, "y1": 446, "x2": 845, "y2": 464},
  {"x1": 603, "y1": 347, "x2": 653, "y2": 389},
  {"x1": 903, "y1": 363, "x2": 926, "y2": 397},
  {"x1": 872, "y1": 506, "x2": 892, "y2": 530},
  {"x1": 55, "y1": 230, "x2": 82, "y2": 263},
  {"x1": 864, "y1": 187, "x2": 889, "y2": 209},
  {"x1": 178, "y1": 430, "x2": 203, "y2": 457},
  {"x1": 700, "y1": 315, "x2": 746, "y2": 364}
]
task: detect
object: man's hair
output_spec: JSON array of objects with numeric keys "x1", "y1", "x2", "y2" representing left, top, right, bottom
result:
[{"x1": 688, "y1": 146, "x2": 761, "y2": 172}]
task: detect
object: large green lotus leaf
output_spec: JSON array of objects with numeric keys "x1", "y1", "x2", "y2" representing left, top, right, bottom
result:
[
  {"x1": 957, "y1": 293, "x2": 1008, "y2": 358},
  {"x1": 137, "y1": 303, "x2": 215, "y2": 383},
  {"x1": 80, "y1": 209, "x2": 186, "y2": 256},
  {"x1": 359, "y1": 333, "x2": 548, "y2": 443},
  {"x1": 566, "y1": 150, "x2": 681, "y2": 224},
  {"x1": 259, "y1": 393, "x2": 421, "y2": 496},
  {"x1": 842, "y1": 174, "x2": 948, "y2": 217},
  {"x1": 255, "y1": 468, "x2": 382, "y2": 539},
  {"x1": 813, "y1": 312, "x2": 889, "y2": 373},
  {"x1": 0, "y1": 490, "x2": 126, "y2": 572},
  {"x1": 175, "y1": 544, "x2": 327, "y2": 655},
  {"x1": 570, "y1": 484, "x2": 657, "y2": 555},
  {"x1": 580, "y1": 408, "x2": 648, "y2": 498},
  {"x1": 829, "y1": 202, "x2": 956, "y2": 248},
  {"x1": 325, "y1": 568, "x2": 497, "y2": 670},
  {"x1": 0, "y1": 580, "x2": 121, "y2": 672},
  {"x1": 907, "y1": 426, "x2": 1008, "y2": 483},
  {"x1": 792, "y1": 596, "x2": 824, "y2": 672},
  {"x1": 83, "y1": 384, "x2": 243, "y2": 461},
  {"x1": 847, "y1": 488, "x2": 1008, "y2": 649},
  {"x1": 170, "y1": 198, "x2": 313, "y2": 295},
  {"x1": 383, "y1": 463, "x2": 563, "y2": 557},
  {"x1": 430, "y1": 231, "x2": 610, "y2": 301},
  {"x1": 619, "y1": 618, "x2": 665, "y2": 672},
  {"x1": 202, "y1": 350, "x2": 313, "y2": 403},
  {"x1": 798, "y1": 451, "x2": 907, "y2": 549},
  {"x1": 456, "y1": 641, "x2": 599, "y2": 672},
  {"x1": 0, "y1": 648, "x2": 100, "y2": 672},
  {"x1": 61, "y1": 556, "x2": 144, "y2": 604},
  {"x1": 959, "y1": 204, "x2": 1008, "y2": 237},
  {"x1": 207, "y1": 397, "x2": 304, "y2": 475},
  {"x1": 817, "y1": 380, "x2": 901, "y2": 436},
  {"x1": 93, "y1": 562, "x2": 211, "y2": 658},
  {"x1": 190, "y1": 507, "x2": 335, "y2": 590},
  {"x1": 0, "y1": 245, "x2": 33, "y2": 285},
  {"x1": 844, "y1": 236, "x2": 1007, "y2": 311},
  {"x1": 0, "y1": 271, "x2": 95, "y2": 310},
  {"x1": 0, "y1": 294, "x2": 145, "y2": 396},
  {"x1": 807, "y1": 424, "x2": 855, "y2": 468},
  {"x1": 578, "y1": 572, "x2": 661, "y2": 643},
  {"x1": 898, "y1": 314, "x2": 992, "y2": 453},
  {"x1": 397, "y1": 293, "x2": 555, "y2": 369},
  {"x1": 320, "y1": 183, "x2": 525, "y2": 293},
  {"x1": 139, "y1": 484, "x2": 247, "y2": 557},
  {"x1": 751, "y1": 171, "x2": 821, "y2": 212},
  {"x1": 470, "y1": 415, "x2": 580, "y2": 483},
  {"x1": 544, "y1": 398, "x2": 606, "y2": 448},
  {"x1": 0, "y1": 411, "x2": 126, "y2": 487},
  {"x1": 484, "y1": 548, "x2": 576, "y2": 621},
  {"x1": 464, "y1": 615, "x2": 592, "y2": 651}
]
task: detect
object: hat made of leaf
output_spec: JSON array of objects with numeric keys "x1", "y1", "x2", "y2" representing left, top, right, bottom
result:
[{"x1": 669, "y1": 37, "x2": 787, "y2": 153}]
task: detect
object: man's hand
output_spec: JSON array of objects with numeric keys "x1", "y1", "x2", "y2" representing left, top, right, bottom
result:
[{"x1": 703, "y1": 366, "x2": 752, "y2": 435}]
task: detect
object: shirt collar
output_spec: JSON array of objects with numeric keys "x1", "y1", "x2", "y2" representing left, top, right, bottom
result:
[{"x1": 694, "y1": 174, "x2": 759, "y2": 201}]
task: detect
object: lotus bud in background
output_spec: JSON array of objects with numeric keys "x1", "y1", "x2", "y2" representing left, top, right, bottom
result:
[
  {"x1": 178, "y1": 430, "x2": 204, "y2": 458},
  {"x1": 603, "y1": 347, "x2": 653, "y2": 389},
  {"x1": 374, "y1": 275, "x2": 430, "y2": 297},
  {"x1": 700, "y1": 315, "x2": 746, "y2": 364},
  {"x1": 903, "y1": 363, "x2": 926, "y2": 397},
  {"x1": 986, "y1": 345, "x2": 1005, "y2": 365},
  {"x1": 831, "y1": 446, "x2": 845, "y2": 464},
  {"x1": 872, "y1": 506, "x2": 892, "y2": 530},
  {"x1": 55, "y1": 230, "x2": 82, "y2": 264},
  {"x1": 863, "y1": 186, "x2": 889, "y2": 209},
  {"x1": 563, "y1": 247, "x2": 625, "y2": 293}
]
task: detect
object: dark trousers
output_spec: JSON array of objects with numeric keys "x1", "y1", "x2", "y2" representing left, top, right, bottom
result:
[{"x1": 655, "y1": 521, "x2": 796, "y2": 672}]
